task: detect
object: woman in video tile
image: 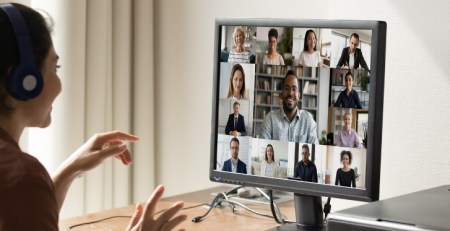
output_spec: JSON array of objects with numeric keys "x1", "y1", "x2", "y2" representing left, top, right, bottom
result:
[
  {"x1": 262, "y1": 28, "x2": 285, "y2": 65},
  {"x1": 227, "y1": 26, "x2": 252, "y2": 63},
  {"x1": 298, "y1": 29, "x2": 321, "y2": 67},
  {"x1": 226, "y1": 63, "x2": 247, "y2": 100},
  {"x1": 335, "y1": 150, "x2": 356, "y2": 187},
  {"x1": 335, "y1": 112, "x2": 363, "y2": 148}
]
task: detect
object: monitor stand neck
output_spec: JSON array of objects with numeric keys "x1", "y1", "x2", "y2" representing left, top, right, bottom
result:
[{"x1": 267, "y1": 193, "x2": 326, "y2": 231}]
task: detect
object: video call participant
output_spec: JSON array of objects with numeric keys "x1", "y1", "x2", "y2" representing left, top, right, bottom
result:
[
  {"x1": 298, "y1": 29, "x2": 321, "y2": 67},
  {"x1": 335, "y1": 150, "x2": 356, "y2": 187},
  {"x1": 226, "y1": 63, "x2": 247, "y2": 100},
  {"x1": 262, "y1": 28, "x2": 285, "y2": 65},
  {"x1": 336, "y1": 33, "x2": 370, "y2": 71},
  {"x1": 0, "y1": 3, "x2": 186, "y2": 230},
  {"x1": 227, "y1": 26, "x2": 252, "y2": 63},
  {"x1": 333, "y1": 72, "x2": 362, "y2": 109},
  {"x1": 222, "y1": 137, "x2": 247, "y2": 174},
  {"x1": 336, "y1": 112, "x2": 363, "y2": 148},
  {"x1": 260, "y1": 70, "x2": 318, "y2": 144},
  {"x1": 293, "y1": 144, "x2": 318, "y2": 182},
  {"x1": 225, "y1": 101, "x2": 247, "y2": 136},
  {"x1": 260, "y1": 144, "x2": 279, "y2": 177}
]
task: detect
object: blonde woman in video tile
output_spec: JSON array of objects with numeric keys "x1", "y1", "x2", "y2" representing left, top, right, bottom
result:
[{"x1": 335, "y1": 112, "x2": 363, "y2": 148}]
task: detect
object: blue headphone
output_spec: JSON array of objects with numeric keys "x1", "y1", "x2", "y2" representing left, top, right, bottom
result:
[{"x1": 0, "y1": 4, "x2": 43, "y2": 100}]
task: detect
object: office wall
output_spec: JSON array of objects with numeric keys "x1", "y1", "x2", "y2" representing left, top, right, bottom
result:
[{"x1": 153, "y1": 0, "x2": 450, "y2": 211}]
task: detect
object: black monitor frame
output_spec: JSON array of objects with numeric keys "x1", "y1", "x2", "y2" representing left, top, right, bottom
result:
[{"x1": 210, "y1": 18, "x2": 386, "y2": 203}]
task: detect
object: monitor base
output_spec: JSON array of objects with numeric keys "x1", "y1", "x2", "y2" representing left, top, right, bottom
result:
[{"x1": 267, "y1": 193, "x2": 326, "y2": 231}]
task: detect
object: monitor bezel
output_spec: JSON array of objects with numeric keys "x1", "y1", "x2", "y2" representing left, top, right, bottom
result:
[{"x1": 210, "y1": 18, "x2": 386, "y2": 202}]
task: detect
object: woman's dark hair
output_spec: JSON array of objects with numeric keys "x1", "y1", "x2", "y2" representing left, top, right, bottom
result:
[
  {"x1": 340, "y1": 150, "x2": 353, "y2": 165},
  {"x1": 0, "y1": 3, "x2": 53, "y2": 111},
  {"x1": 268, "y1": 28, "x2": 278, "y2": 40},
  {"x1": 303, "y1": 29, "x2": 317, "y2": 51},
  {"x1": 265, "y1": 144, "x2": 275, "y2": 162}
]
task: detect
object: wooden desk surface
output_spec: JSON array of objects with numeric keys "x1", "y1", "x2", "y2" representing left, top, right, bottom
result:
[{"x1": 59, "y1": 186, "x2": 296, "y2": 230}]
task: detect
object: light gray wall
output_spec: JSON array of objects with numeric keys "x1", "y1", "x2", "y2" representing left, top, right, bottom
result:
[{"x1": 153, "y1": 0, "x2": 450, "y2": 211}]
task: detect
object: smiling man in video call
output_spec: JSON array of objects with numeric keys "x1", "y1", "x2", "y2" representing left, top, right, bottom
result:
[
  {"x1": 225, "y1": 101, "x2": 247, "y2": 136},
  {"x1": 260, "y1": 70, "x2": 318, "y2": 144},
  {"x1": 222, "y1": 137, "x2": 247, "y2": 174}
]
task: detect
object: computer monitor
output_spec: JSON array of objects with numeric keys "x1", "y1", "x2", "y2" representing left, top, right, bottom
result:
[{"x1": 210, "y1": 18, "x2": 386, "y2": 229}]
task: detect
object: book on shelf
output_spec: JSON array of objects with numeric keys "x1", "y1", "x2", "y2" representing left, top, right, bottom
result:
[
  {"x1": 264, "y1": 80, "x2": 270, "y2": 90},
  {"x1": 296, "y1": 66, "x2": 303, "y2": 77},
  {"x1": 272, "y1": 93, "x2": 281, "y2": 105},
  {"x1": 309, "y1": 82, "x2": 316, "y2": 94},
  {"x1": 273, "y1": 80, "x2": 281, "y2": 91},
  {"x1": 303, "y1": 81, "x2": 317, "y2": 94},
  {"x1": 256, "y1": 94, "x2": 261, "y2": 104},
  {"x1": 307, "y1": 97, "x2": 316, "y2": 107},
  {"x1": 303, "y1": 81, "x2": 310, "y2": 94}
]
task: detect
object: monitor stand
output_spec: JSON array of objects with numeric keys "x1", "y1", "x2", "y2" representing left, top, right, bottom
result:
[{"x1": 267, "y1": 193, "x2": 326, "y2": 231}]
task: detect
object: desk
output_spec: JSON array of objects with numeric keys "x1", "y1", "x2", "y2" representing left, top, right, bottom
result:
[{"x1": 59, "y1": 186, "x2": 296, "y2": 230}]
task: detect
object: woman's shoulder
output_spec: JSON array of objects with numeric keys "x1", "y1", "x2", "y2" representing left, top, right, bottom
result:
[{"x1": 0, "y1": 148, "x2": 50, "y2": 185}]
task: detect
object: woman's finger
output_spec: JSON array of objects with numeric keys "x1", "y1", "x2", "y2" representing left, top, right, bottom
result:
[
  {"x1": 94, "y1": 131, "x2": 139, "y2": 145},
  {"x1": 153, "y1": 201, "x2": 185, "y2": 230},
  {"x1": 98, "y1": 144, "x2": 128, "y2": 160},
  {"x1": 126, "y1": 203, "x2": 143, "y2": 230},
  {"x1": 116, "y1": 152, "x2": 133, "y2": 165},
  {"x1": 160, "y1": 214, "x2": 188, "y2": 231},
  {"x1": 142, "y1": 185, "x2": 165, "y2": 220}
]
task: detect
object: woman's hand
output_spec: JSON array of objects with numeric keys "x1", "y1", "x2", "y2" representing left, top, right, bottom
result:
[
  {"x1": 127, "y1": 185, "x2": 187, "y2": 231},
  {"x1": 64, "y1": 130, "x2": 139, "y2": 175},
  {"x1": 52, "y1": 131, "x2": 139, "y2": 211}
]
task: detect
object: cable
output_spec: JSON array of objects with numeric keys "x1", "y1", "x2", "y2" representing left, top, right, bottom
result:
[
  {"x1": 269, "y1": 189, "x2": 284, "y2": 224},
  {"x1": 67, "y1": 203, "x2": 210, "y2": 230},
  {"x1": 192, "y1": 192, "x2": 228, "y2": 223},
  {"x1": 192, "y1": 186, "x2": 296, "y2": 225},
  {"x1": 267, "y1": 189, "x2": 295, "y2": 224},
  {"x1": 67, "y1": 216, "x2": 131, "y2": 230},
  {"x1": 323, "y1": 197, "x2": 332, "y2": 223}
]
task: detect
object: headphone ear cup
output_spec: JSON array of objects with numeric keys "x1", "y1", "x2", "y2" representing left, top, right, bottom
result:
[
  {"x1": 8, "y1": 65, "x2": 44, "y2": 100},
  {"x1": 1, "y1": 4, "x2": 44, "y2": 101}
]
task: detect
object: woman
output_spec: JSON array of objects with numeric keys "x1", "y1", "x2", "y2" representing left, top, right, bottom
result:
[
  {"x1": 262, "y1": 28, "x2": 285, "y2": 65},
  {"x1": 226, "y1": 64, "x2": 247, "y2": 100},
  {"x1": 335, "y1": 112, "x2": 363, "y2": 148},
  {"x1": 298, "y1": 29, "x2": 321, "y2": 67},
  {"x1": 335, "y1": 150, "x2": 356, "y2": 187},
  {"x1": 0, "y1": 3, "x2": 185, "y2": 230},
  {"x1": 260, "y1": 144, "x2": 279, "y2": 177},
  {"x1": 227, "y1": 26, "x2": 251, "y2": 63}
]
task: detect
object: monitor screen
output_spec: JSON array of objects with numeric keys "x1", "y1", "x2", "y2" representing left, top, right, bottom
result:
[{"x1": 210, "y1": 19, "x2": 386, "y2": 205}]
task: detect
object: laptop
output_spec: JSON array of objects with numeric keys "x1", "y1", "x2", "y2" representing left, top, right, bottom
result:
[{"x1": 327, "y1": 185, "x2": 450, "y2": 230}]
